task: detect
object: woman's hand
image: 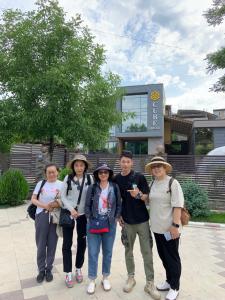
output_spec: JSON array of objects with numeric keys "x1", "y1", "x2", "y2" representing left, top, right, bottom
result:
[
  {"x1": 45, "y1": 203, "x2": 54, "y2": 212},
  {"x1": 70, "y1": 208, "x2": 79, "y2": 219},
  {"x1": 169, "y1": 226, "x2": 180, "y2": 239}
]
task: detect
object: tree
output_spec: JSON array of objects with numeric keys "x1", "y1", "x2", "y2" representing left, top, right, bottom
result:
[
  {"x1": 204, "y1": 0, "x2": 225, "y2": 92},
  {"x1": 0, "y1": 0, "x2": 124, "y2": 159}
]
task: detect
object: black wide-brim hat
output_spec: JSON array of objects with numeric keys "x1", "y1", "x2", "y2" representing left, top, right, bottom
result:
[{"x1": 93, "y1": 163, "x2": 114, "y2": 181}]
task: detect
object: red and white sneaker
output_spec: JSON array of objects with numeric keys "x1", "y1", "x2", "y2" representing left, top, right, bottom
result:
[
  {"x1": 75, "y1": 269, "x2": 83, "y2": 283},
  {"x1": 65, "y1": 272, "x2": 74, "y2": 288}
]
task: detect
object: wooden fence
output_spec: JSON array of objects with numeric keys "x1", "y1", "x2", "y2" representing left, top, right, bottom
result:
[{"x1": 5, "y1": 145, "x2": 225, "y2": 210}]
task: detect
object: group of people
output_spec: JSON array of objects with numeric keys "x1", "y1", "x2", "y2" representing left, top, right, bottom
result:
[{"x1": 31, "y1": 150, "x2": 184, "y2": 300}]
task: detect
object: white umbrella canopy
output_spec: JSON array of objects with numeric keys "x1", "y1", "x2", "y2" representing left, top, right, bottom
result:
[{"x1": 207, "y1": 146, "x2": 225, "y2": 156}]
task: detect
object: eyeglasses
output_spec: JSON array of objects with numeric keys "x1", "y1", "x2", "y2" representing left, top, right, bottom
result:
[
  {"x1": 98, "y1": 170, "x2": 109, "y2": 175},
  {"x1": 152, "y1": 164, "x2": 163, "y2": 169}
]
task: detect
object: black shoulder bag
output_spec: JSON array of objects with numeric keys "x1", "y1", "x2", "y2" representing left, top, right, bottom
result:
[
  {"x1": 59, "y1": 175, "x2": 85, "y2": 228},
  {"x1": 27, "y1": 180, "x2": 46, "y2": 220}
]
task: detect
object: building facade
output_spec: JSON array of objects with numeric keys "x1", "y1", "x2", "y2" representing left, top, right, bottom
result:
[{"x1": 107, "y1": 84, "x2": 165, "y2": 155}]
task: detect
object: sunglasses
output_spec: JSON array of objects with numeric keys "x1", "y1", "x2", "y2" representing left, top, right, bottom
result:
[
  {"x1": 152, "y1": 164, "x2": 163, "y2": 169},
  {"x1": 98, "y1": 170, "x2": 109, "y2": 175}
]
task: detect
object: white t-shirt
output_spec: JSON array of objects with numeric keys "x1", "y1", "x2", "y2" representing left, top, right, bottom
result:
[
  {"x1": 149, "y1": 175, "x2": 184, "y2": 234},
  {"x1": 98, "y1": 183, "x2": 109, "y2": 216},
  {"x1": 33, "y1": 180, "x2": 63, "y2": 214}
]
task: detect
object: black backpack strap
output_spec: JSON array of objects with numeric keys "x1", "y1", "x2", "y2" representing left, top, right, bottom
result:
[
  {"x1": 86, "y1": 174, "x2": 92, "y2": 185},
  {"x1": 76, "y1": 175, "x2": 86, "y2": 207},
  {"x1": 37, "y1": 180, "x2": 46, "y2": 200},
  {"x1": 149, "y1": 179, "x2": 155, "y2": 193},
  {"x1": 66, "y1": 174, "x2": 73, "y2": 196},
  {"x1": 167, "y1": 177, "x2": 174, "y2": 194}
]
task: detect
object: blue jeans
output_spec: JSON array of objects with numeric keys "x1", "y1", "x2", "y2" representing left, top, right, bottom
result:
[{"x1": 87, "y1": 221, "x2": 117, "y2": 280}]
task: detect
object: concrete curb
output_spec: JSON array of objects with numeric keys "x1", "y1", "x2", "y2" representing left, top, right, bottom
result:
[{"x1": 188, "y1": 221, "x2": 225, "y2": 229}]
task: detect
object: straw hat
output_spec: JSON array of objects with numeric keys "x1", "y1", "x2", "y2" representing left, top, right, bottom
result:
[
  {"x1": 145, "y1": 156, "x2": 172, "y2": 174},
  {"x1": 68, "y1": 154, "x2": 90, "y2": 171}
]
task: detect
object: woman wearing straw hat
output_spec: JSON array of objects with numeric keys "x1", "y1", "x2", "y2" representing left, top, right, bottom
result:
[
  {"x1": 85, "y1": 163, "x2": 121, "y2": 295},
  {"x1": 145, "y1": 157, "x2": 184, "y2": 300},
  {"x1": 61, "y1": 154, "x2": 94, "y2": 287}
]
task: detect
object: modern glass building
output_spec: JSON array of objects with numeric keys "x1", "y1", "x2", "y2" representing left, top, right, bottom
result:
[{"x1": 107, "y1": 84, "x2": 165, "y2": 155}]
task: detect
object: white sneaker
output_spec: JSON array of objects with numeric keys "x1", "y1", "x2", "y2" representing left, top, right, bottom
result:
[
  {"x1": 102, "y1": 278, "x2": 111, "y2": 291},
  {"x1": 166, "y1": 288, "x2": 179, "y2": 300},
  {"x1": 156, "y1": 281, "x2": 170, "y2": 291},
  {"x1": 87, "y1": 280, "x2": 96, "y2": 295}
]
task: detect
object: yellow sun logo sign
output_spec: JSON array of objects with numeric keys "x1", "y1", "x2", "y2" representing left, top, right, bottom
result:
[{"x1": 150, "y1": 91, "x2": 160, "y2": 101}]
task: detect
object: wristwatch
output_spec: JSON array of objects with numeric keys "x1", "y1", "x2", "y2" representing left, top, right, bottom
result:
[{"x1": 172, "y1": 222, "x2": 180, "y2": 228}]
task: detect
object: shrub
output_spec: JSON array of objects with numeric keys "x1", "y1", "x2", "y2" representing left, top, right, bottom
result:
[
  {"x1": 58, "y1": 167, "x2": 72, "y2": 181},
  {"x1": 0, "y1": 169, "x2": 29, "y2": 206},
  {"x1": 181, "y1": 180, "x2": 210, "y2": 217}
]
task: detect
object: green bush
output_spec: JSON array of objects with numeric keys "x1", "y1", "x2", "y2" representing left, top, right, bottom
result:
[
  {"x1": 0, "y1": 169, "x2": 29, "y2": 206},
  {"x1": 58, "y1": 167, "x2": 72, "y2": 181},
  {"x1": 181, "y1": 180, "x2": 210, "y2": 217}
]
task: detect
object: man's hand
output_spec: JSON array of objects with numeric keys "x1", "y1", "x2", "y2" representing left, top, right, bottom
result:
[
  {"x1": 118, "y1": 216, "x2": 125, "y2": 227},
  {"x1": 169, "y1": 226, "x2": 180, "y2": 239},
  {"x1": 127, "y1": 188, "x2": 139, "y2": 198}
]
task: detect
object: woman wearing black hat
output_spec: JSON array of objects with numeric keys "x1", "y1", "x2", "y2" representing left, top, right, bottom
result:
[{"x1": 85, "y1": 163, "x2": 121, "y2": 295}]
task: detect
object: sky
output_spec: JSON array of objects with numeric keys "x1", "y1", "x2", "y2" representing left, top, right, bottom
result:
[{"x1": 0, "y1": 0, "x2": 225, "y2": 113}]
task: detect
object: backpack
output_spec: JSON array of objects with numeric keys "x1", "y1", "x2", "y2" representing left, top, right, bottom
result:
[
  {"x1": 27, "y1": 180, "x2": 46, "y2": 220},
  {"x1": 149, "y1": 177, "x2": 190, "y2": 226},
  {"x1": 66, "y1": 173, "x2": 92, "y2": 196}
]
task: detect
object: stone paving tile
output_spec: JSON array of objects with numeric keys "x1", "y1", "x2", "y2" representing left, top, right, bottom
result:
[
  {"x1": 28, "y1": 296, "x2": 48, "y2": 300},
  {"x1": 20, "y1": 278, "x2": 41, "y2": 290},
  {"x1": 219, "y1": 283, "x2": 225, "y2": 289},
  {"x1": 218, "y1": 271, "x2": 225, "y2": 277},
  {"x1": 1, "y1": 204, "x2": 225, "y2": 300},
  {"x1": 0, "y1": 290, "x2": 24, "y2": 300}
]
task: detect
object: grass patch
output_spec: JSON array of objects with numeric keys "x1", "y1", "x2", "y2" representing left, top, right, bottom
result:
[{"x1": 191, "y1": 212, "x2": 225, "y2": 224}]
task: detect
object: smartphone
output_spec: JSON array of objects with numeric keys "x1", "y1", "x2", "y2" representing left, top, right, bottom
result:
[
  {"x1": 164, "y1": 231, "x2": 172, "y2": 241},
  {"x1": 132, "y1": 184, "x2": 137, "y2": 190}
]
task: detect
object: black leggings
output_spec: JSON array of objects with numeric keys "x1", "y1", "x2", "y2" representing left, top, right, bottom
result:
[
  {"x1": 62, "y1": 214, "x2": 87, "y2": 272},
  {"x1": 154, "y1": 232, "x2": 181, "y2": 290}
]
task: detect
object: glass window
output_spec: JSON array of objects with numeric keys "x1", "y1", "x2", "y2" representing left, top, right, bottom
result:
[
  {"x1": 124, "y1": 141, "x2": 148, "y2": 155},
  {"x1": 122, "y1": 95, "x2": 147, "y2": 132},
  {"x1": 103, "y1": 142, "x2": 118, "y2": 153}
]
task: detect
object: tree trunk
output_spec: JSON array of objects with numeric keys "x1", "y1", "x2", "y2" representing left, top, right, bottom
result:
[{"x1": 49, "y1": 136, "x2": 54, "y2": 161}]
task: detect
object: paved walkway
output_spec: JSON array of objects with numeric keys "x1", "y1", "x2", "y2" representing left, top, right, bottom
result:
[{"x1": 0, "y1": 204, "x2": 225, "y2": 300}]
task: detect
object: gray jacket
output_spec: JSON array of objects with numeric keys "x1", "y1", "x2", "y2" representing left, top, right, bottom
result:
[
  {"x1": 85, "y1": 182, "x2": 121, "y2": 223},
  {"x1": 61, "y1": 174, "x2": 94, "y2": 215}
]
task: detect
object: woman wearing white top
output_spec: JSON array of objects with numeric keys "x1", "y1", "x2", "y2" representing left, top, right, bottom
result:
[
  {"x1": 145, "y1": 157, "x2": 184, "y2": 300},
  {"x1": 61, "y1": 154, "x2": 93, "y2": 287},
  {"x1": 31, "y1": 163, "x2": 62, "y2": 283}
]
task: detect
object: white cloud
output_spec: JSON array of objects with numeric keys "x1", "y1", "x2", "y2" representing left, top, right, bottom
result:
[
  {"x1": 167, "y1": 78, "x2": 225, "y2": 113},
  {"x1": 1, "y1": 0, "x2": 225, "y2": 112}
]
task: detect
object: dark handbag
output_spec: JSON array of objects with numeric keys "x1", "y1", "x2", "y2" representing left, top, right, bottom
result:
[
  {"x1": 27, "y1": 180, "x2": 46, "y2": 220},
  {"x1": 59, "y1": 175, "x2": 85, "y2": 227},
  {"x1": 59, "y1": 208, "x2": 74, "y2": 228},
  {"x1": 89, "y1": 217, "x2": 109, "y2": 234}
]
